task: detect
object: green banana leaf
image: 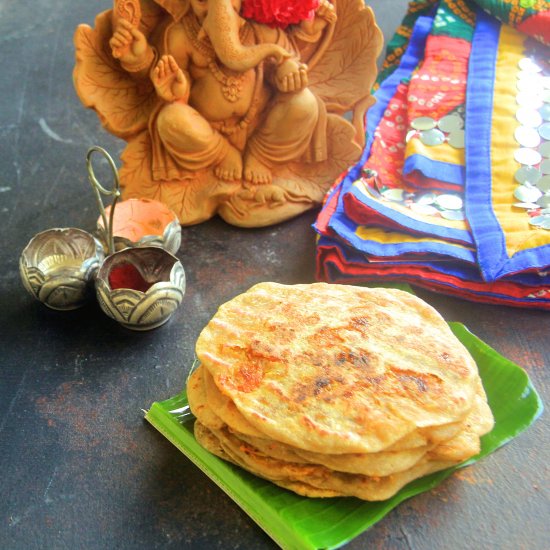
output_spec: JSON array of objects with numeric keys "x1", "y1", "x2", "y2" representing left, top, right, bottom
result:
[{"x1": 145, "y1": 322, "x2": 543, "y2": 550}]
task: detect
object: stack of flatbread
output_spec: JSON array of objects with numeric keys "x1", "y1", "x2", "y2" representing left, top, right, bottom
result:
[{"x1": 188, "y1": 283, "x2": 494, "y2": 500}]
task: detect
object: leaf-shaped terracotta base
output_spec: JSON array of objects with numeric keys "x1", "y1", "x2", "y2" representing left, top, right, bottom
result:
[{"x1": 119, "y1": 115, "x2": 361, "y2": 228}]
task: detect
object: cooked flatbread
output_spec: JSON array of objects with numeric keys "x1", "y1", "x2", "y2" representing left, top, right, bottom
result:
[
  {"x1": 429, "y1": 382, "x2": 494, "y2": 462},
  {"x1": 202, "y1": 367, "x2": 266, "y2": 438},
  {"x1": 231, "y1": 379, "x2": 492, "y2": 476},
  {"x1": 197, "y1": 360, "x2": 466, "y2": 453},
  {"x1": 296, "y1": 457, "x2": 458, "y2": 501},
  {"x1": 231, "y1": 428, "x2": 431, "y2": 476},
  {"x1": 194, "y1": 366, "x2": 438, "y2": 477},
  {"x1": 194, "y1": 419, "x2": 231, "y2": 461},
  {"x1": 270, "y1": 478, "x2": 347, "y2": 498},
  {"x1": 196, "y1": 421, "x2": 346, "y2": 497},
  {"x1": 196, "y1": 283, "x2": 480, "y2": 454},
  {"x1": 195, "y1": 360, "x2": 466, "y2": 454},
  {"x1": 206, "y1": 377, "x2": 491, "y2": 481},
  {"x1": 292, "y1": 443, "x2": 430, "y2": 477},
  {"x1": 187, "y1": 366, "x2": 224, "y2": 431},
  {"x1": 200, "y1": 422, "x2": 459, "y2": 501}
]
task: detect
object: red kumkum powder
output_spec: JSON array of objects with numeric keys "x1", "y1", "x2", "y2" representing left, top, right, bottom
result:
[{"x1": 108, "y1": 263, "x2": 153, "y2": 292}]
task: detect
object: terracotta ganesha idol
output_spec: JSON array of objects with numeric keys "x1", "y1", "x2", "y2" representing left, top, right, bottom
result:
[{"x1": 74, "y1": 0, "x2": 382, "y2": 227}]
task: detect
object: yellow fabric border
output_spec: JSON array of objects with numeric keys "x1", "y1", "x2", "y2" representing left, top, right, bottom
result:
[
  {"x1": 355, "y1": 224, "x2": 473, "y2": 249},
  {"x1": 491, "y1": 25, "x2": 550, "y2": 255},
  {"x1": 406, "y1": 135, "x2": 465, "y2": 167}
]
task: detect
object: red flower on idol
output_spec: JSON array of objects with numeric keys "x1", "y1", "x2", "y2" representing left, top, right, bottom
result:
[{"x1": 241, "y1": 0, "x2": 320, "y2": 28}]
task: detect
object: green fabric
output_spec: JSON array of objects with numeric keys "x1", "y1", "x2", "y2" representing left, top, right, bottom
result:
[
  {"x1": 431, "y1": 0, "x2": 476, "y2": 40},
  {"x1": 375, "y1": 0, "x2": 549, "y2": 86},
  {"x1": 476, "y1": 0, "x2": 547, "y2": 23},
  {"x1": 376, "y1": 0, "x2": 438, "y2": 86}
]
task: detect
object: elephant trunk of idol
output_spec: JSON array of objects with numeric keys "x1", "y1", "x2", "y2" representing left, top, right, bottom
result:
[{"x1": 202, "y1": 0, "x2": 292, "y2": 72}]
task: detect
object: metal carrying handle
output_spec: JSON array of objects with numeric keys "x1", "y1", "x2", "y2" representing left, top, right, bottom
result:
[{"x1": 86, "y1": 146, "x2": 121, "y2": 256}]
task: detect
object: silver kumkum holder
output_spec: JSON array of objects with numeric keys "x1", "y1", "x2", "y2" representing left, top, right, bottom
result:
[{"x1": 20, "y1": 146, "x2": 185, "y2": 330}]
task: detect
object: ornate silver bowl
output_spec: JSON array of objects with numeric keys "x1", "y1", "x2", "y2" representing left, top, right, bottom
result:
[
  {"x1": 95, "y1": 246, "x2": 186, "y2": 331},
  {"x1": 20, "y1": 228, "x2": 104, "y2": 310},
  {"x1": 20, "y1": 146, "x2": 186, "y2": 330},
  {"x1": 97, "y1": 198, "x2": 182, "y2": 254}
]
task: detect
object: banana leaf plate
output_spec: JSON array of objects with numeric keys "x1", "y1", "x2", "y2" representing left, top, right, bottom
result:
[{"x1": 145, "y1": 322, "x2": 543, "y2": 550}]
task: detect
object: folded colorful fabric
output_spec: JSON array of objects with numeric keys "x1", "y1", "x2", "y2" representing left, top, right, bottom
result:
[
  {"x1": 327, "y1": 177, "x2": 477, "y2": 262},
  {"x1": 316, "y1": 235, "x2": 550, "y2": 308},
  {"x1": 314, "y1": 0, "x2": 550, "y2": 309}
]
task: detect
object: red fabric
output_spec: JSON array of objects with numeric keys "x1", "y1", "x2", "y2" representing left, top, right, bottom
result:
[
  {"x1": 315, "y1": 181, "x2": 341, "y2": 236},
  {"x1": 315, "y1": 243, "x2": 550, "y2": 309},
  {"x1": 363, "y1": 36, "x2": 471, "y2": 192},
  {"x1": 517, "y1": 12, "x2": 550, "y2": 46},
  {"x1": 363, "y1": 82, "x2": 409, "y2": 190},
  {"x1": 406, "y1": 35, "x2": 471, "y2": 121},
  {"x1": 404, "y1": 170, "x2": 463, "y2": 192},
  {"x1": 241, "y1": 0, "x2": 319, "y2": 28}
]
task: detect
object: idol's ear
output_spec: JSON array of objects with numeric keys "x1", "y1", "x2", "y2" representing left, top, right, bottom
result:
[{"x1": 152, "y1": 0, "x2": 190, "y2": 21}]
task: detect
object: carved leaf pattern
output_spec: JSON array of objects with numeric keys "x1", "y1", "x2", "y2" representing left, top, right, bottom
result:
[
  {"x1": 307, "y1": 0, "x2": 383, "y2": 113},
  {"x1": 281, "y1": 115, "x2": 361, "y2": 199},
  {"x1": 119, "y1": 133, "x2": 237, "y2": 226},
  {"x1": 119, "y1": 131, "x2": 154, "y2": 195},
  {"x1": 157, "y1": 174, "x2": 241, "y2": 227},
  {"x1": 74, "y1": 10, "x2": 158, "y2": 140}
]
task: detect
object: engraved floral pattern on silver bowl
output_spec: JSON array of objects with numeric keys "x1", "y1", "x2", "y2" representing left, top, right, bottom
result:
[
  {"x1": 97, "y1": 198, "x2": 182, "y2": 255},
  {"x1": 19, "y1": 228, "x2": 105, "y2": 310},
  {"x1": 95, "y1": 246, "x2": 186, "y2": 331}
]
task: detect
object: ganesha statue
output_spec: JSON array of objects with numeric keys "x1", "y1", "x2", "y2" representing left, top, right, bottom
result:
[{"x1": 74, "y1": 0, "x2": 382, "y2": 227}]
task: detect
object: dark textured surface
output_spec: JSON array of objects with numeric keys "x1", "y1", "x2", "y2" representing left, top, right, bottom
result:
[{"x1": 0, "y1": 1, "x2": 548, "y2": 549}]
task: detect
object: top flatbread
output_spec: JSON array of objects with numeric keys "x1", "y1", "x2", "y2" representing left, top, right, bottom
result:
[{"x1": 196, "y1": 283, "x2": 480, "y2": 454}]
